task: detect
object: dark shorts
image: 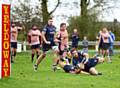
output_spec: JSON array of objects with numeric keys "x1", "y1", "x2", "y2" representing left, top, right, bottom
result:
[
  {"x1": 42, "y1": 41, "x2": 56, "y2": 52},
  {"x1": 98, "y1": 43, "x2": 103, "y2": 49},
  {"x1": 63, "y1": 65, "x2": 75, "y2": 73},
  {"x1": 31, "y1": 44, "x2": 40, "y2": 49},
  {"x1": 42, "y1": 44, "x2": 53, "y2": 52},
  {"x1": 11, "y1": 42, "x2": 17, "y2": 49},
  {"x1": 59, "y1": 50, "x2": 64, "y2": 56},
  {"x1": 102, "y1": 43, "x2": 110, "y2": 50},
  {"x1": 72, "y1": 44, "x2": 78, "y2": 48},
  {"x1": 84, "y1": 64, "x2": 93, "y2": 72},
  {"x1": 83, "y1": 59, "x2": 98, "y2": 72}
]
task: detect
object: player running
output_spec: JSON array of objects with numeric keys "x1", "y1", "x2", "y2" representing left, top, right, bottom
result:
[
  {"x1": 27, "y1": 24, "x2": 42, "y2": 63},
  {"x1": 34, "y1": 18, "x2": 58, "y2": 71},
  {"x1": 52, "y1": 23, "x2": 70, "y2": 70},
  {"x1": 11, "y1": 23, "x2": 22, "y2": 63}
]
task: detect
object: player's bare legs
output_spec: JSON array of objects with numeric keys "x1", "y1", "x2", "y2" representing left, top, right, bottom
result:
[
  {"x1": 31, "y1": 49, "x2": 35, "y2": 63},
  {"x1": 36, "y1": 48, "x2": 41, "y2": 59},
  {"x1": 34, "y1": 52, "x2": 46, "y2": 71},
  {"x1": 11, "y1": 48, "x2": 17, "y2": 63}
]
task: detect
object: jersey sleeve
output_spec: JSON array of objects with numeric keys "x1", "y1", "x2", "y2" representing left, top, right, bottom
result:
[
  {"x1": 42, "y1": 26, "x2": 47, "y2": 33},
  {"x1": 53, "y1": 26, "x2": 57, "y2": 33}
]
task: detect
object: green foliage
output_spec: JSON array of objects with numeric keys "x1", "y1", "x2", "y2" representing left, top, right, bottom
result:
[
  {"x1": 68, "y1": 15, "x2": 103, "y2": 40},
  {"x1": 11, "y1": 0, "x2": 42, "y2": 40}
]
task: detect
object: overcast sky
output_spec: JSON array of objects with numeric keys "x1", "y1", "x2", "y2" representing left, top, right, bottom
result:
[
  {"x1": 48, "y1": 0, "x2": 120, "y2": 28},
  {"x1": 9, "y1": 0, "x2": 120, "y2": 29}
]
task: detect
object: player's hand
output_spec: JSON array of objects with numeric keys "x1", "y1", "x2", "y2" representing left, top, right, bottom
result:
[
  {"x1": 27, "y1": 42, "x2": 31, "y2": 46},
  {"x1": 40, "y1": 44, "x2": 42, "y2": 48},
  {"x1": 78, "y1": 63, "x2": 84, "y2": 69},
  {"x1": 54, "y1": 39, "x2": 60, "y2": 43}
]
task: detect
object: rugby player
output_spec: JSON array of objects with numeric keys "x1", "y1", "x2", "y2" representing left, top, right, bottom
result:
[
  {"x1": 58, "y1": 59, "x2": 81, "y2": 74},
  {"x1": 34, "y1": 18, "x2": 58, "y2": 71},
  {"x1": 11, "y1": 23, "x2": 22, "y2": 63},
  {"x1": 52, "y1": 23, "x2": 70, "y2": 70},
  {"x1": 27, "y1": 24, "x2": 42, "y2": 63},
  {"x1": 71, "y1": 50, "x2": 104, "y2": 75},
  {"x1": 99, "y1": 27, "x2": 111, "y2": 62},
  {"x1": 71, "y1": 29, "x2": 80, "y2": 49}
]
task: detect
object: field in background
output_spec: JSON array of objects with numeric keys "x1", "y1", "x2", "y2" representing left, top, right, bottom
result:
[{"x1": 0, "y1": 52, "x2": 120, "y2": 88}]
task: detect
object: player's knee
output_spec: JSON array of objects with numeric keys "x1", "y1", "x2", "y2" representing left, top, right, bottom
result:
[
  {"x1": 89, "y1": 68, "x2": 98, "y2": 75},
  {"x1": 37, "y1": 51, "x2": 41, "y2": 55},
  {"x1": 32, "y1": 50, "x2": 35, "y2": 54}
]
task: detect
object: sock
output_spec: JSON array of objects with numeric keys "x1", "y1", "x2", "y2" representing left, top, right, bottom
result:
[
  {"x1": 36, "y1": 51, "x2": 40, "y2": 59},
  {"x1": 14, "y1": 51, "x2": 16, "y2": 56},
  {"x1": 107, "y1": 55, "x2": 111, "y2": 62},
  {"x1": 32, "y1": 54, "x2": 35, "y2": 62},
  {"x1": 37, "y1": 54, "x2": 40, "y2": 59}
]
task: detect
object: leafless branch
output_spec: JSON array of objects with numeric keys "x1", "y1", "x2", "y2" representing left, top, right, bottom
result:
[{"x1": 49, "y1": 0, "x2": 60, "y2": 15}]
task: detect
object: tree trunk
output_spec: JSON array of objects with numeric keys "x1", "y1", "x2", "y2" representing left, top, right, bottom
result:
[
  {"x1": 41, "y1": 0, "x2": 49, "y2": 26},
  {"x1": 80, "y1": 0, "x2": 88, "y2": 17},
  {"x1": 41, "y1": 0, "x2": 60, "y2": 26}
]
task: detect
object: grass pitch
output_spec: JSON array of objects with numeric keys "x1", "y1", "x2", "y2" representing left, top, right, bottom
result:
[{"x1": 0, "y1": 52, "x2": 120, "y2": 88}]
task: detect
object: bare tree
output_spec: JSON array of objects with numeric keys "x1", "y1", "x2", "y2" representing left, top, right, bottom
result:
[{"x1": 40, "y1": 0, "x2": 60, "y2": 25}]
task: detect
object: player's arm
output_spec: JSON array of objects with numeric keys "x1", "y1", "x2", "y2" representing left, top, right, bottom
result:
[
  {"x1": 27, "y1": 35, "x2": 31, "y2": 44},
  {"x1": 98, "y1": 32, "x2": 102, "y2": 44},
  {"x1": 81, "y1": 52, "x2": 89, "y2": 64},
  {"x1": 77, "y1": 63, "x2": 85, "y2": 70},
  {"x1": 54, "y1": 32, "x2": 60, "y2": 43},
  {"x1": 42, "y1": 27, "x2": 51, "y2": 44},
  {"x1": 80, "y1": 71, "x2": 90, "y2": 75},
  {"x1": 27, "y1": 30, "x2": 32, "y2": 45},
  {"x1": 39, "y1": 36, "x2": 43, "y2": 47},
  {"x1": 39, "y1": 32, "x2": 43, "y2": 46}
]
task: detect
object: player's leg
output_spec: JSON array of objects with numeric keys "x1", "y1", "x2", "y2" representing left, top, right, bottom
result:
[
  {"x1": 14, "y1": 48, "x2": 17, "y2": 58},
  {"x1": 34, "y1": 52, "x2": 46, "y2": 71},
  {"x1": 36, "y1": 49, "x2": 41, "y2": 59},
  {"x1": 52, "y1": 46, "x2": 60, "y2": 71},
  {"x1": 102, "y1": 49, "x2": 105, "y2": 57},
  {"x1": 11, "y1": 42, "x2": 17, "y2": 63},
  {"x1": 89, "y1": 67, "x2": 100, "y2": 75},
  {"x1": 58, "y1": 60, "x2": 66, "y2": 68},
  {"x1": 34, "y1": 44, "x2": 50, "y2": 71},
  {"x1": 106, "y1": 49, "x2": 111, "y2": 63},
  {"x1": 31, "y1": 49, "x2": 35, "y2": 63},
  {"x1": 11, "y1": 47, "x2": 14, "y2": 63},
  {"x1": 36, "y1": 44, "x2": 41, "y2": 59},
  {"x1": 109, "y1": 44, "x2": 114, "y2": 56}
]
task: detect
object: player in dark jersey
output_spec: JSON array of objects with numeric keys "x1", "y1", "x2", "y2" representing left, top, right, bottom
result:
[
  {"x1": 72, "y1": 50, "x2": 104, "y2": 75},
  {"x1": 72, "y1": 49, "x2": 89, "y2": 66},
  {"x1": 58, "y1": 59, "x2": 81, "y2": 74},
  {"x1": 34, "y1": 18, "x2": 58, "y2": 71},
  {"x1": 72, "y1": 29, "x2": 80, "y2": 49}
]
